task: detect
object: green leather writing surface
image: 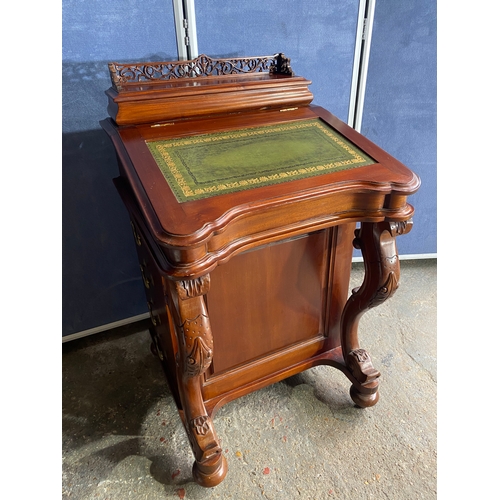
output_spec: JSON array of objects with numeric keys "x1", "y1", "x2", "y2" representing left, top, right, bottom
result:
[{"x1": 146, "y1": 119, "x2": 375, "y2": 203}]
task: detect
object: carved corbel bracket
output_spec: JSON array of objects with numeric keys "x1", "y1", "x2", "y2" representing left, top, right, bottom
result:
[
  {"x1": 349, "y1": 219, "x2": 414, "y2": 314},
  {"x1": 174, "y1": 275, "x2": 214, "y2": 379},
  {"x1": 340, "y1": 219, "x2": 413, "y2": 403}
]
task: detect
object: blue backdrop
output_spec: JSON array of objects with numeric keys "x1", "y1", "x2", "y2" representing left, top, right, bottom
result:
[
  {"x1": 62, "y1": 0, "x2": 436, "y2": 337},
  {"x1": 62, "y1": 1, "x2": 178, "y2": 336},
  {"x1": 195, "y1": 0, "x2": 359, "y2": 122},
  {"x1": 361, "y1": 0, "x2": 437, "y2": 256}
]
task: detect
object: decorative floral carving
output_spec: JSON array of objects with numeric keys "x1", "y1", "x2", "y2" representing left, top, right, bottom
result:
[
  {"x1": 347, "y1": 348, "x2": 380, "y2": 384},
  {"x1": 185, "y1": 337, "x2": 213, "y2": 377},
  {"x1": 191, "y1": 416, "x2": 210, "y2": 436},
  {"x1": 109, "y1": 53, "x2": 294, "y2": 90},
  {"x1": 181, "y1": 314, "x2": 214, "y2": 377},
  {"x1": 176, "y1": 276, "x2": 210, "y2": 300},
  {"x1": 350, "y1": 348, "x2": 370, "y2": 363}
]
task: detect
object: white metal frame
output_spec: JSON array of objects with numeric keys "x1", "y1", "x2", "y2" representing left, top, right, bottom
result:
[
  {"x1": 62, "y1": 313, "x2": 150, "y2": 343},
  {"x1": 172, "y1": 0, "x2": 199, "y2": 60},
  {"x1": 348, "y1": 0, "x2": 376, "y2": 132}
]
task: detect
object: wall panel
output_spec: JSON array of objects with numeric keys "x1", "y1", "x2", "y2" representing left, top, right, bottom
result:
[
  {"x1": 361, "y1": 0, "x2": 437, "y2": 255},
  {"x1": 194, "y1": 0, "x2": 359, "y2": 122},
  {"x1": 62, "y1": 0, "x2": 177, "y2": 336}
]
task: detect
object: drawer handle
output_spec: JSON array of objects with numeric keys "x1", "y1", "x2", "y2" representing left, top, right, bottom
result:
[
  {"x1": 130, "y1": 220, "x2": 141, "y2": 246},
  {"x1": 139, "y1": 262, "x2": 154, "y2": 289},
  {"x1": 147, "y1": 301, "x2": 161, "y2": 326}
]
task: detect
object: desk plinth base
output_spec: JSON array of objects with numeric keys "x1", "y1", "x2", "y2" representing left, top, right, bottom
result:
[{"x1": 132, "y1": 214, "x2": 411, "y2": 487}]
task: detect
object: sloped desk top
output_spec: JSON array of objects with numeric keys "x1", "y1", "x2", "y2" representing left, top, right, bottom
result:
[
  {"x1": 145, "y1": 118, "x2": 375, "y2": 202},
  {"x1": 101, "y1": 104, "x2": 418, "y2": 278}
]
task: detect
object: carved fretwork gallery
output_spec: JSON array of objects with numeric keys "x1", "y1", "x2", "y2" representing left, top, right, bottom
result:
[{"x1": 101, "y1": 53, "x2": 420, "y2": 487}]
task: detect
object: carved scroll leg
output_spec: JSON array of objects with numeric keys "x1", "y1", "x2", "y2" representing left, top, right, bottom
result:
[
  {"x1": 340, "y1": 220, "x2": 413, "y2": 407},
  {"x1": 172, "y1": 275, "x2": 228, "y2": 487}
]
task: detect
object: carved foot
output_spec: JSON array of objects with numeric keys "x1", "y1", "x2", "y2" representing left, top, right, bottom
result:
[
  {"x1": 185, "y1": 412, "x2": 227, "y2": 487},
  {"x1": 350, "y1": 385, "x2": 379, "y2": 408},
  {"x1": 346, "y1": 348, "x2": 380, "y2": 385},
  {"x1": 192, "y1": 453, "x2": 228, "y2": 487}
]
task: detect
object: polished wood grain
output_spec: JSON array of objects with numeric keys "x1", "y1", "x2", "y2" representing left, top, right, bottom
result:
[
  {"x1": 106, "y1": 53, "x2": 312, "y2": 125},
  {"x1": 103, "y1": 54, "x2": 420, "y2": 487}
]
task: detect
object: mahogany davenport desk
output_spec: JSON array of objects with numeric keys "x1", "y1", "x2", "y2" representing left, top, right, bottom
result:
[{"x1": 101, "y1": 54, "x2": 420, "y2": 487}]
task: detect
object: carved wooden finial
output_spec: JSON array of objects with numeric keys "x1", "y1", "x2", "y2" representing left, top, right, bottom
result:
[{"x1": 270, "y1": 53, "x2": 294, "y2": 76}]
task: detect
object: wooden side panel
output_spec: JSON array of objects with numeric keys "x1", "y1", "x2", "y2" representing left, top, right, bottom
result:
[
  {"x1": 326, "y1": 222, "x2": 356, "y2": 347},
  {"x1": 126, "y1": 216, "x2": 181, "y2": 408},
  {"x1": 206, "y1": 230, "x2": 330, "y2": 376}
]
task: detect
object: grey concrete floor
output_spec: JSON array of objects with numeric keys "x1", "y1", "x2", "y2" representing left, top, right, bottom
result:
[{"x1": 62, "y1": 259, "x2": 436, "y2": 499}]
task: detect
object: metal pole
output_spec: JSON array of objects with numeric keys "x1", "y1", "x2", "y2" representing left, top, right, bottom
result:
[
  {"x1": 348, "y1": 0, "x2": 376, "y2": 132},
  {"x1": 172, "y1": 0, "x2": 199, "y2": 61},
  {"x1": 172, "y1": 0, "x2": 188, "y2": 60},
  {"x1": 183, "y1": 0, "x2": 199, "y2": 59}
]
